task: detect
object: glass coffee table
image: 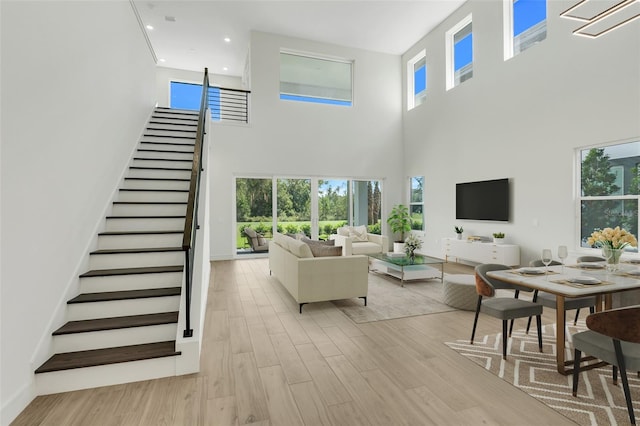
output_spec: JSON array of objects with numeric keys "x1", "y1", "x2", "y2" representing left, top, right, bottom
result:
[{"x1": 367, "y1": 252, "x2": 445, "y2": 287}]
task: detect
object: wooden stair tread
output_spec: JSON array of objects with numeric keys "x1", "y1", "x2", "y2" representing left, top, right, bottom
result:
[
  {"x1": 68, "y1": 287, "x2": 181, "y2": 304},
  {"x1": 90, "y1": 247, "x2": 183, "y2": 255},
  {"x1": 53, "y1": 312, "x2": 178, "y2": 335},
  {"x1": 142, "y1": 134, "x2": 194, "y2": 140},
  {"x1": 137, "y1": 149, "x2": 195, "y2": 154},
  {"x1": 35, "y1": 341, "x2": 180, "y2": 373},
  {"x1": 98, "y1": 230, "x2": 182, "y2": 236},
  {"x1": 79, "y1": 265, "x2": 183, "y2": 278},
  {"x1": 124, "y1": 177, "x2": 190, "y2": 182},
  {"x1": 130, "y1": 166, "x2": 192, "y2": 171},
  {"x1": 113, "y1": 201, "x2": 187, "y2": 205},
  {"x1": 145, "y1": 127, "x2": 196, "y2": 133},
  {"x1": 106, "y1": 215, "x2": 185, "y2": 219},
  {"x1": 119, "y1": 188, "x2": 188, "y2": 192},
  {"x1": 133, "y1": 157, "x2": 193, "y2": 162},
  {"x1": 140, "y1": 141, "x2": 195, "y2": 147}
]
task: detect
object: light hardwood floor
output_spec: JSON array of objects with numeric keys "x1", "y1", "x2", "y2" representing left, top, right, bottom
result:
[{"x1": 12, "y1": 258, "x2": 577, "y2": 425}]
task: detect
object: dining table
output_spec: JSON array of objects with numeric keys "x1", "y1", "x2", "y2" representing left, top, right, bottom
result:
[{"x1": 487, "y1": 261, "x2": 640, "y2": 375}]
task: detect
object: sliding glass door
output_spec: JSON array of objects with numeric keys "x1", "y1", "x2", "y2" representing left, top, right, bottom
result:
[{"x1": 235, "y1": 176, "x2": 382, "y2": 254}]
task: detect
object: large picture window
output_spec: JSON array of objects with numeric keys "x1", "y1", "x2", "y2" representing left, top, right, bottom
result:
[
  {"x1": 280, "y1": 51, "x2": 353, "y2": 106},
  {"x1": 578, "y1": 141, "x2": 640, "y2": 250}
]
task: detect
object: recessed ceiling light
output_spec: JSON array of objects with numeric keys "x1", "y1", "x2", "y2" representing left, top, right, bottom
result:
[
  {"x1": 159, "y1": 58, "x2": 166, "y2": 62},
  {"x1": 224, "y1": 37, "x2": 231, "y2": 43},
  {"x1": 223, "y1": 67, "x2": 228, "y2": 71},
  {"x1": 146, "y1": 24, "x2": 154, "y2": 30}
]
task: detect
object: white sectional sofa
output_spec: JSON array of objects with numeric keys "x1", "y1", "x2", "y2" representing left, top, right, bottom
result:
[
  {"x1": 268, "y1": 232, "x2": 369, "y2": 313},
  {"x1": 330, "y1": 225, "x2": 388, "y2": 256}
]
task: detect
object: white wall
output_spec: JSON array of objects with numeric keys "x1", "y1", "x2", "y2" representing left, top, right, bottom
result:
[
  {"x1": 402, "y1": 0, "x2": 640, "y2": 265},
  {"x1": 0, "y1": 1, "x2": 156, "y2": 423},
  {"x1": 208, "y1": 31, "x2": 404, "y2": 259}
]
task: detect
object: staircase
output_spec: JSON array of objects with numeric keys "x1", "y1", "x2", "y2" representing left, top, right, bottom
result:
[{"x1": 35, "y1": 107, "x2": 200, "y2": 394}]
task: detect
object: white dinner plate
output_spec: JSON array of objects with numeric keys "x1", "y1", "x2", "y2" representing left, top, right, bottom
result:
[
  {"x1": 568, "y1": 277, "x2": 601, "y2": 285},
  {"x1": 518, "y1": 268, "x2": 544, "y2": 275},
  {"x1": 579, "y1": 262, "x2": 605, "y2": 269}
]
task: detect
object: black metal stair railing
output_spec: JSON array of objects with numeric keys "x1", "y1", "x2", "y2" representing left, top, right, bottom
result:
[{"x1": 182, "y1": 67, "x2": 209, "y2": 338}]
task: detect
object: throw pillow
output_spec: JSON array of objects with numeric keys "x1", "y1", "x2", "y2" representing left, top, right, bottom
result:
[
  {"x1": 337, "y1": 226, "x2": 350, "y2": 237},
  {"x1": 349, "y1": 225, "x2": 368, "y2": 242},
  {"x1": 257, "y1": 236, "x2": 267, "y2": 246},
  {"x1": 303, "y1": 240, "x2": 342, "y2": 257}
]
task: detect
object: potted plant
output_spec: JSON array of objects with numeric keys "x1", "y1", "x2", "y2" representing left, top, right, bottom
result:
[
  {"x1": 454, "y1": 226, "x2": 464, "y2": 240},
  {"x1": 387, "y1": 204, "x2": 412, "y2": 253},
  {"x1": 493, "y1": 232, "x2": 505, "y2": 244}
]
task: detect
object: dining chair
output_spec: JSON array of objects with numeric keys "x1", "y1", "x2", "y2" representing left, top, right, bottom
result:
[
  {"x1": 572, "y1": 306, "x2": 640, "y2": 425},
  {"x1": 525, "y1": 260, "x2": 596, "y2": 333},
  {"x1": 471, "y1": 264, "x2": 543, "y2": 360}
]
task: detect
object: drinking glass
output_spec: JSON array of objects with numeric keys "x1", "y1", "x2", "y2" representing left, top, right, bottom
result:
[
  {"x1": 542, "y1": 249, "x2": 553, "y2": 278},
  {"x1": 558, "y1": 245, "x2": 568, "y2": 273}
]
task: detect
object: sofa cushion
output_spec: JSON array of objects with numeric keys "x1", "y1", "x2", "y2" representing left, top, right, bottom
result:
[
  {"x1": 289, "y1": 239, "x2": 314, "y2": 258},
  {"x1": 351, "y1": 241, "x2": 384, "y2": 255},
  {"x1": 301, "y1": 237, "x2": 335, "y2": 246}
]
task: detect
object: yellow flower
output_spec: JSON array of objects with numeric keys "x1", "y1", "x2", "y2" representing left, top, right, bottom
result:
[{"x1": 588, "y1": 227, "x2": 638, "y2": 249}]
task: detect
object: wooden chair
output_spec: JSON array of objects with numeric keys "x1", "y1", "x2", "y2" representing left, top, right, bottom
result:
[
  {"x1": 572, "y1": 307, "x2": 640, "y2": 425},
  {"x1": 525, "y1": 260, "x2": 596, "y2": 333},
  {"x1": 471, "y1": 264, "x2": 543, "y2": 360}
]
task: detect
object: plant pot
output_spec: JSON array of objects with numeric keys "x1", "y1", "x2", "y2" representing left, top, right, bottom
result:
[
  {"x1": 493, "y1": 238, "x2": 505, "y2": 244},
  {"x1": 456, "y1": 234, "x2": 462, "y2": 240},
  {"x1": 393, "y1": 242, "x2": 405, "y2": 253}
]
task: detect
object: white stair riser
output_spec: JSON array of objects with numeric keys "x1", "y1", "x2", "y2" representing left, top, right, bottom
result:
[
  {"x1": 148, "y1": 118, "x2": 197, "y2": 127},
  {"x1": 153, "y1": 111, "x2": 198, "y2": 119},
  {"x1": 147, "y1": 123, "x2": 197, "y2": 132},
  {"x1": 131, "y1": 159, "x2": 193, "y2": 169},
  {"x1": 80, "y1": 272, "x2": 183, "y2": 293},
  {"x1": 135, "y1": 151, "x2": 194, "y2": 161},
  {"x1": 89, "y1": 251, "x2": 184, "y2": 270},
  {"x1": 67, "y1": 296, "x2": 180, "y2": 321},
  {"x1": 139, "y1": 143, "x2": 194, "y2": 154},
  {"x1": 53, "y1": 323, "x2": 177, "y2": 353},
  {"x1": 98, "y1": 233, "x2": 183, "y2": 250},
  {"x1": 128, "y1": 168, "x2": 191, "y2": 180},
  {"x1": 116, "y1": 191, "x2": 188, "y2": 203},
  {"x1": 144, "y1": 130, "x2": 196, "y2": 138},
  {"x1": 141, "y1": 136, "x2": 195, "y2": 145},
  {"x1": 111, "y1": 203, "x2": 187, "y2": 216},
  {"x1": 122, "y1": 180, "x2": 189, "y2": 191},
  {"x1": 36, "y1": 355, "x2": 179, "y2": 395},
  {"x1": 105, "y1": 217, "x2": 185, "y2": 232}
]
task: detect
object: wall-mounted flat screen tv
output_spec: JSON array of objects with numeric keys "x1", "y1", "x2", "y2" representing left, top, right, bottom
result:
[{"x1": 456, "y1": 178, "x2": 509, "y2": 221}]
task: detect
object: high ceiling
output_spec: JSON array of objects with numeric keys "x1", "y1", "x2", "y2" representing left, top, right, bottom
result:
[{"x1": 134, "y1": 0, "x2": 466, "y2": 76}]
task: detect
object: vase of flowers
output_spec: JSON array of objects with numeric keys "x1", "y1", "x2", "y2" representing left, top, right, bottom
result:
[
  {"x1": 587, "y1": 226, "x2": 638, "y2": 272},
  {"x1": 455, "y1": 226, "x2": 463, "y2": 240},
  {"x1": 404, "y1": 234, "x2": 422, "y2": 262}
]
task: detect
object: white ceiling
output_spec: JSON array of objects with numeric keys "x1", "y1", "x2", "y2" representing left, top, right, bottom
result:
[{"x1": 134, "y1": 0, "x2": 466, "y2": 76}]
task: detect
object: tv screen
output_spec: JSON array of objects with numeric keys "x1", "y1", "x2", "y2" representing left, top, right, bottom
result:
[{"x1": 456, "y1": 178, "x2": 509, "y2": 221}]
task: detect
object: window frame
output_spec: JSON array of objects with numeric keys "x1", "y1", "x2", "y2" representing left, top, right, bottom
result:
[
  {"x1": 445, "y1": 14, "x2": 473, "y2": 91},
  {"x1": 279, "y1": 50, "x2": 354, "y2": 107},
  {"x1": 576, "y1": 140, "x2": 640, "y2": 252},
  {"x1": 503, "y1": 0, "x2": 547, "y2": 61},
  {"x1": 409, "y1": 176, "x2": 425, "y2": 232},
  {"x1": 407, "y1": 50, "x2": 427, "y2": 110}
]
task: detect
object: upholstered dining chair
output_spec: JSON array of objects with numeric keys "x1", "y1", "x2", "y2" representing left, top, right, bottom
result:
[
  {"x1": 525, "y1": 260, "x2": 596, "y2": 333},
  {"x1": 572, "y1": 306, "x2": 640, "y2": 425},
  {"x1": 471, "y1": 264, "x2": 544, "y2": 360}
]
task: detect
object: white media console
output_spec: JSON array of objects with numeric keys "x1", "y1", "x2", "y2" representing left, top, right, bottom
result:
[{"x1": 442, "y1": 237, "x2": 520, "y2": 266}]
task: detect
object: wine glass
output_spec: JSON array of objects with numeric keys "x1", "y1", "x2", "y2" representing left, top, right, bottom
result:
[
  {"x1": 558, "y1": 246, "x2": 568, "y2": 273},
  {"x1": 542, "y1": 249, "x2": 553, "y2": 278}
]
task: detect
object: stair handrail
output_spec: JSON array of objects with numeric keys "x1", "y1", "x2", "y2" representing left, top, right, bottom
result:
[{"x1": 182, "y1": 67, "x2": 209, "y2": 338}]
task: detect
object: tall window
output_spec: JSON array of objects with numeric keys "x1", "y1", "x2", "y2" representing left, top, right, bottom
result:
[
  {"x1": 407, "y1": 50, "x2": 426, "y2": 110},
  {"x1": 446, "y1": 15, "x2": 473, "y2": 90},
  {"x1": 280, "y1": 51, "x2": 353, "y2": 106},
  {"x1": 578, "y1": 141, "x2": 640, "y2": 250},
  {"x1": 410, "y1": 177, "x2": 424, "y2": 231},
  {"x1": 504, "y1": 0, "x2": 546, "y2": 60}
]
